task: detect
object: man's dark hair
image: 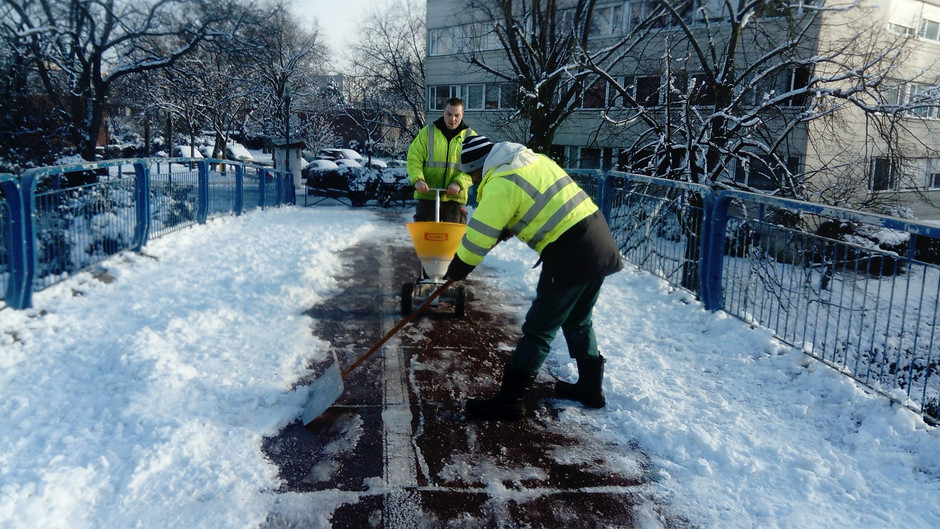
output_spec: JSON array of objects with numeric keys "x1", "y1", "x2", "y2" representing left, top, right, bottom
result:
[{"x1": 446, "y1": 97, "x2": 465, "y2": 108}]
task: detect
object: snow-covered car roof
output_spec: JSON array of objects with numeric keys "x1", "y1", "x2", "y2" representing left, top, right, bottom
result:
[
  {"x1": 307, "y1": 159, "x2": 340, "y2": 170},
  {"x1": 226, "y1": 142, "x2": 253, "y2": 162},
  {"x1": 174, "y1": 146, "x2": 203, "y2": 158}
]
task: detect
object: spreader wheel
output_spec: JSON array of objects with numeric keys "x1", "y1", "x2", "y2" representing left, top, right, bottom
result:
[
  {"x1": 400, "y1": 282, "x2": 414, "y2": 315},
  {"x1": 453, "y1": 284, "x2": 466, "y2": 317}
]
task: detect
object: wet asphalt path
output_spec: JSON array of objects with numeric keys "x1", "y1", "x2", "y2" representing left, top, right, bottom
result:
[{"x1": 260, "y1": 209, "x2": 689, "y2": 528}]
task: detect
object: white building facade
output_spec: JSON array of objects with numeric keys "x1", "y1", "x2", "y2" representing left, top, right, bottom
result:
[{"x1": 424, "y1": 0, "x2": 940, "y2": 219}]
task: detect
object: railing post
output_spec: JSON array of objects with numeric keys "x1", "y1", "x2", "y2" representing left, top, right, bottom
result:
[
  {"x1": 276, "y1": 169, "x2": 285, "y2": 206},
  {"x1": 258, "y1": 167, "x2": 266, "y2": 208},
  {"x1": 1, "y1": 174, "x2": 37, "y2": 309},
  {"x1": 197, "y1": 161, "x2": 209, "y2": 223},
  {"x1": 599, "y1": 171, "x2": 614, "y2": 222},
  {"x1": 701, "y1": 192, "x2": 729, "y2": 311},
  {"x1": 234, "y1": 164, "x2": 244, "y2": 215},
  {"x1": 285, "y1": 171, "x2": 295, "y2": 205},
  {"x1": 132, "y1": 161, "x2": 151, "y2": 250}
]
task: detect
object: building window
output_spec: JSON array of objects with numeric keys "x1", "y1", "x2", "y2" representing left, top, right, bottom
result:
[
  {"x1": 628, "y1": 2, "x2": 664, "y2": 31},
  {"x1": 733, "y1": 155, "x2": 798, "y2": 191},
  {"x1": 750, "y1": 66, "x2": 810, "y2": 107},
  {"x1": 500, "y1": 83, "x2": 518, "y2": 108},
  {"x1": 930, "y1": 172, "x2": 940, "y2": 190},
  {"x1": 927, "y1": 159, "x2": 940, "y2": 190},
  {"x1": 428, "y1": 28, "x2": 457, "y2": 56},
  {"x1": 664, "y1": 73, "x2": 714, "y2": 107},
  {"x1": 907, "y1": 83, "x2": 940, "y2": 119},
  {"x1": 582, "y1": 78, "x2": 609, "y2": 108},
  {"x1": 552, "y1": 145, "x2": 616, "y2": 170},
  {"x1": 427, "y1": 85, "x2": 461, "y2": 111},
  {"x1": 634, "y1": 76, "x2": 660, "y2": 107},
  {"x1": 465, "y1": 23, "x2": 500, "y2": 53},
  {"x1": 686, "y1": 73, "x2": 716, "y2": 106},
  {"x1": 871, "y1": 157, "x2": 899, "y2": 191},
  {"x1": 462, "y1": 83, "x2": 517, "y2": 110},
  {"x1": 465, "y1": 84, "x2": 484, "y2": 109},
  {"x1": 614, "y1": 75, "x2": 661, "y2": 107},
  {"x1": 755, "y1": 0, "x2": 821, "y2": 18},
  {"x1": 590, "y1": 4, "x2": 625, "y2": 37},
  {"x1": 880, "y1": 81, "x2": 940, "y2": 118},
  {"x1": 888, "y1": 22, "x2": 916, "y2": 37},
  {"x1": 920, "y1": 18, "x2": 940, "y2": 42},
  {"x1": 429, "y1": 23, "x2": 502, "y2": 56}
]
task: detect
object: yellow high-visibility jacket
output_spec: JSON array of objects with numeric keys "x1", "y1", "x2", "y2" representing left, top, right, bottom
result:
[
  {"x1": 406, "y1": 121, "x2": 475, "y2": 203},
  {"x1": 456, "y1": 143, "x2": 599, "y2": 267}
]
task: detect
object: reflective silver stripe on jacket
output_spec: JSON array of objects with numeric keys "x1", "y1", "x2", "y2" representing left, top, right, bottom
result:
[
  {"x1": 460, "y1": 233, "x2": 491, "y2": 259},
  {"x1": 499, "y1": 173, "x2": 590, "y2": 247},
  {"x1": 467, "y1": 217, "x2": 502, "y2": 239},
  {"x1": 461, "y1": 218, "x2": 503, "y2": 259},
  {"x1": 424, "y1": 126, "x2": 456, "y2": 170}
]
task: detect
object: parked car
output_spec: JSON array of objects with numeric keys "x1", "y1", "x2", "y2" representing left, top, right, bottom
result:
[
  {"x1": 303, "y1": 159, "x2": 340, "y2": 172},
  {"x1": 317, "y1": 148, "x2": 363, "y2": 163},
  {"x1": 173, "y1": 146, "x2": 203, "y2": 158},
  {"x1": 385, "y1": 159, "x2": 407, "y2": 168},
  {"x1": 362, "y1": 158, "x2": 388, "y2": 169},
  {"x1": 305, "y1": 165, "x2": 412, "y2": 207},
  {"x1": 226, "y1": 142, "x2": 253, "y2": 163},
  {"x1": 334, "y1": 158, "x2": 362, "y2": 168}
]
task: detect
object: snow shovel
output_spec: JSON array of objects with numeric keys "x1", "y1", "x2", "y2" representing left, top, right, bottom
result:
[{"x1": 302, "y1": 279, "x2": 456, "y2": 425}]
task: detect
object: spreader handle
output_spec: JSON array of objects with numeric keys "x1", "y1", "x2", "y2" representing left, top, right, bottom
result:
[{"x1": 341, "y1": 279, "x2": 455, "y2": 378}]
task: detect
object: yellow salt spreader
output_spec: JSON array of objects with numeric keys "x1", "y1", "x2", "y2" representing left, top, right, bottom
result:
[
  {"x1": 301, "y1": 193, "x2": 468, "y2": 425},
  {"x1": 401, "y1": 220, "x2": 467, "y2": 316},
  {"x1": 400, "y1": 191, "x2": 468, "y2": 316}
]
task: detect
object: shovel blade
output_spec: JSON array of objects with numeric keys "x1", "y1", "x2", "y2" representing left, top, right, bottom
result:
[{"x1": 301, "y1": 352, "x2": 345, "y2": 425}]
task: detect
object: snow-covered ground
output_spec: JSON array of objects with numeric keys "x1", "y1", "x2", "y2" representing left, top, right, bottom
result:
[{"x1": 1, "y1": 206, "x2": 938, "y2": 528}]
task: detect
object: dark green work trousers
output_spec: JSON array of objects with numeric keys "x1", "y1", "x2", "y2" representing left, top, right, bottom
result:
[{"x1": 510, "y1": 277, "x2": 605, "y2": 375}]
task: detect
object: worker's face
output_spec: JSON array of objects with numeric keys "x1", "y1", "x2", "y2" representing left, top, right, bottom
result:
[
  {"x1": 443, "y1": 104, "x2": 464, "y2": 130},
  {"x1": 470, "y1": 168, "x2": 484, "y2": 184}
]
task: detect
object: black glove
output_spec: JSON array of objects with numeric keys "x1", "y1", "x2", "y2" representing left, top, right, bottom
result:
[{"x1": 445, "y1": 255, "x2": 475, "y2": 281}]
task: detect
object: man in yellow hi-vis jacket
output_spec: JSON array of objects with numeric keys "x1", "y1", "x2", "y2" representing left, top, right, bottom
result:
[
  {"x1": 406, "y1": 97, "x2": 476, "y2": 223},
  {"x1": 445, "y1": 136, "x2": 623, "y2": 421}
]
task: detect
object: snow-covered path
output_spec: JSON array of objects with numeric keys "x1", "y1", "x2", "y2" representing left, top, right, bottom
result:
[{"x1": 1, "y1": 206, "x2": 938, "y2": 528}]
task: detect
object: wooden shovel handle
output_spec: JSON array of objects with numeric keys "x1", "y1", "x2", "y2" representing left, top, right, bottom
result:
[{"x1": 341, "y1": 279, "x2": 455, "y2": 378}]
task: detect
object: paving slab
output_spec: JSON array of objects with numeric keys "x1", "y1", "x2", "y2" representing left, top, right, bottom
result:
[{"x1": 262, "y1": 211, "x2": 689, "y2": 528}]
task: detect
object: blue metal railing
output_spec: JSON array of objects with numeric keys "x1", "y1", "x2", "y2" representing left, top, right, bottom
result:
[
  {"x1": 602, "y1": 173, "x2": 940, "y2": 423},
  {"x1": 0, "y1": 158, "x2": 293, "y2": 310},
  {"x1": 706, "y1": 191, "x2": 940, "y2": 423},
  {"x1": 2, "y1": 161, "x2": 938, "y2": 422}
]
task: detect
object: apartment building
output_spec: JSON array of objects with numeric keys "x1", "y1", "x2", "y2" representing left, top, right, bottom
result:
[{"x1": 424, "y1": 0, "x2": 940, "y2": 219}]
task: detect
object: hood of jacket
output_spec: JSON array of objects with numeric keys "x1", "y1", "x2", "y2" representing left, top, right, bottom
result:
[{"x1": 481, "y1": 142, "x2": 539, "y2": 179}]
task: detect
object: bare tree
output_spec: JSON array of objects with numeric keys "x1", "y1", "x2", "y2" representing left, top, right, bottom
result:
[
  {"x1": 329, "y1": 75, "x2": 407, "y2": 161},
  {"x1": 457, "y1": 0, "x2": 939, "y2": 206},
  {"x1": 240, "y1": 1, "x2": 330, "y2": 151},
  {"x1": 1, "y1": 0, "x2": 237, "y2": 162},
  {"x1": 0, "y1": 25, "x2": 68, "y2": 170},
  {"x1": 462, "y1": 0, "x2": 601, "y2": 153},
  {"x1": 345, "y1": 0, "x2": 427, "y2": 142}
]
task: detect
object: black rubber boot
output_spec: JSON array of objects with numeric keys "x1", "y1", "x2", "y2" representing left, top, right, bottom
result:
[
  {"x1": 466, "y1": 364, "x2": 535, "y2": 421},
  {"x1": 554, "y1": 354, "x2": 606, "y2": 408}
]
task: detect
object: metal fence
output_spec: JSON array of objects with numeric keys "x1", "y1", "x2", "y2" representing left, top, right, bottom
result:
[
  {"x1": 600, "y1": 172, "x2": 940, "y2": 424},
  {"x1": 0, "y1": 158, "x2": 293, "y2": 310},
  {"x1": 2, "y1": 160, "x2": 938, "y2": 423}
]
